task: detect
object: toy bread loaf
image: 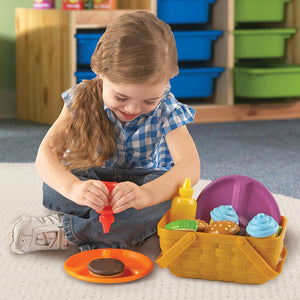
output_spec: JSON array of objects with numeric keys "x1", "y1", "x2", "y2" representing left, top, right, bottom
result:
[
  {"x1": 196, "y1": 219, "x2": 209, "y2": 232},
  {"x1": 205, "y1": 220, "x2": 240, "y2": 235}
]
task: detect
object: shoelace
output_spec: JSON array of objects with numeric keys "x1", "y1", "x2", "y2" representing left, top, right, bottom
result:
[
  {"x1": 37, "y1": 227, "x2": 65, "y2": 249},
  {"x1": 35, "y1": 215, "x2": 67, "y2": 249}
]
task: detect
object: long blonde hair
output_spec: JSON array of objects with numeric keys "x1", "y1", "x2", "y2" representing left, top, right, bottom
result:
[{"x1": 52, "y1": 11, "x2": 179, "y2": 170}]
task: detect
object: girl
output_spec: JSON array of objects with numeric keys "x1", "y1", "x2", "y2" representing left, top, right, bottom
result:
[{"x1": 9, "y1": 11, "x2": 200, "y2": 254}]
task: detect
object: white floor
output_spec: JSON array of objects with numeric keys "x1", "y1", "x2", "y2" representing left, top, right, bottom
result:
[{"x1": 1, "y1": 163, "x2": 299, "y2": 300}]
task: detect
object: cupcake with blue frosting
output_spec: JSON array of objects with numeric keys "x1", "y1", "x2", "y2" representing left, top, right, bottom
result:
[
  {"x1": 210, "y1": 205, "x2": 239, "y2": 225},
  {"x1": 246, "y1": 213, "x2": 279, "y2": 238}
]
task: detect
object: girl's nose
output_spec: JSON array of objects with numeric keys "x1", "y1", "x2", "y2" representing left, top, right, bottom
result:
[{"x1": 124, "y1": 104, "x2": 141, "y2": 115}]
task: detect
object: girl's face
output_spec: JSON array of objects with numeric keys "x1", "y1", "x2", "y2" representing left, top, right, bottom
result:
[{"x1": 101, "y1": 75, "x2": 168, "y2": 123}]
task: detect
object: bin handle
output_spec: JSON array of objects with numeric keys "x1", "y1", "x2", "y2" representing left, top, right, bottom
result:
[
  {"x1": 236, "y1": 237, "x2": 287, "y2": 280},
  {"x1": 155, "y1": 232, "x2": 196, "y2": 269}
]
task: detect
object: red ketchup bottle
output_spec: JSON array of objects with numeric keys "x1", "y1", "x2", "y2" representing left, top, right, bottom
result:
[{"x1": 96, "y1": 181, "x2": 118, "y2": 233}]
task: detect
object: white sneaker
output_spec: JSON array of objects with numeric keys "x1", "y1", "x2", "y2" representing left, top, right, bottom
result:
[{"x1": 9, "y1": 214, "x2": 74, "y2": 254}]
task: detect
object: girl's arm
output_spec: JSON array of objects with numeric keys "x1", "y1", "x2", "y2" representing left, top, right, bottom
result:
[
  {"x1": 35, "y1": 105, "x2": 109, "y2": 211},
  {"x1": 110, "y1": 125, "x2": 200, "y2": 213}
]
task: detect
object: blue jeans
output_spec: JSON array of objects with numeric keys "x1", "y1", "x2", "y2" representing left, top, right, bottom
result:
[{"x1": 43, "y1": 167, "x2": 171, "y2": 251}]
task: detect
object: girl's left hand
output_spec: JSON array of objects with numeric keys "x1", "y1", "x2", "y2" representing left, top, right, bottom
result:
[{"x1": 110, "y1": 182, "x2": 150, "y2": 213}]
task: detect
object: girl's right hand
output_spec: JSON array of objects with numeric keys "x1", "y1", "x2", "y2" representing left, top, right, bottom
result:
[{"x1": 69, "y1": 180, "x2": 110, "y2": 211}]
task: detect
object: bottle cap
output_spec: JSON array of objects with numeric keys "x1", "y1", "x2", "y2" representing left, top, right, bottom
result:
[{"x1": 179, "y1": 178, "x2": 193, "y2": 197}]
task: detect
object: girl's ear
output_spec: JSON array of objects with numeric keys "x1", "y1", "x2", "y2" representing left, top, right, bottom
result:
[{"x1": 97, "y1": 74, "x2": 103, "y2": 79}]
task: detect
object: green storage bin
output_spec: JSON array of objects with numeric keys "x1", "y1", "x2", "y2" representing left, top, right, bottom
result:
[
  {"x1": 235, "y1": 0, "x2": 291, "y2": 23},
  {"x1": 233, "y1": 28, "x2": 296, "y2": 59},
  {"x1": 233, "y1": 65, "x2": 300, "y2": 98}
]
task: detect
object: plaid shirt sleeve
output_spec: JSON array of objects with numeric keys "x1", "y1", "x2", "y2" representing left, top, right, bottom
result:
[
  {"x1": 160, "y1": 92, "x2": 196, "y2": 136},
  {"x1": 61, "y1": 85, "x2": 80, "y2": 107}
]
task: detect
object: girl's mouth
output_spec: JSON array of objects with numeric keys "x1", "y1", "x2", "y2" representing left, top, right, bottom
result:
[{"x1": 119, "y1": 111, "x2": 140, "y2": 121}]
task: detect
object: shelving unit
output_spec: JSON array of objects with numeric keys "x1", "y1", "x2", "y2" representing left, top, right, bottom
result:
[{"x1": 15, "y1": 0, "x2": 300, "y2": 124}]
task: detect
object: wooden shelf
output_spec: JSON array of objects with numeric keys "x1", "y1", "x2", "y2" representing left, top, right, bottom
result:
[
  {"x1": 15, "y1": 8, "x2": 149, "y2": 124},
  {"x1": 74, "y1": 9, "x2": 151, "y2": 28},
  {"x1": 193, "y1": 101, "x2": 300, "y2": 123},
  {"x1": 15, "y1": 3, "x2": 300, "y2": 124}
]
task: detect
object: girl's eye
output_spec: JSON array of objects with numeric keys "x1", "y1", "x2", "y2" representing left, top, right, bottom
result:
[
  {"x1": 144, "y1": 101, "x2": 157, "y2": 106},
  {"x1": 114, "y1": 95, "x2": 127, "y2": 102},
  {"x1": 145, "y1": 98, "x2": 161, "y2": 106}
]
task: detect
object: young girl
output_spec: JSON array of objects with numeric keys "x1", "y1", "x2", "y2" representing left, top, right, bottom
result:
[{"x1": 9, "y1": 11, "x2": 200, "y2": 254}]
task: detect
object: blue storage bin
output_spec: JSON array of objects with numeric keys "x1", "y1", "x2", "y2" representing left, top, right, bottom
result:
[
  {"x1": 157, "y1": 0, "x2": 217, "y2": 24},
  {"x1": 170, "y1": 67, "x2": 224, "y2": 98},
  {"x1": 75, "y1": 70, "x2": 96, "y2": 83},
  {"x1": 75, "y1": 33, "x2": 103, "y2": 65},
  {"x1": 174, "y1": 30, "x2": 222, "y2": 61},
  {"x1": 75, "y1": 68, "x2": 224, "y2": 98}
]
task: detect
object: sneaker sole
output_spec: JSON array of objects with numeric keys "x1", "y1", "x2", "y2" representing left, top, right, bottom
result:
[{"x1": 9, "y1": 216, "x2": 29, "y2": 254}]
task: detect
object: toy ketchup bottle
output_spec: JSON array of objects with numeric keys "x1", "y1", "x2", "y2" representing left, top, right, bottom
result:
[
  {"x1": 170, "y1": 178, "x2": 197, "y2": 222},
  {"x1": 96, "y1": 181, "x2": 118, "y2": 233}
]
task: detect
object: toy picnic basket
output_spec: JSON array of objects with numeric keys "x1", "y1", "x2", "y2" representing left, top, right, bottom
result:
[
  {"x1": 156, "y1": 176, "x2": 288, "y2": 284},
  {"x1": 156, "y1": 211, "x2": 287, "y2": 284}
]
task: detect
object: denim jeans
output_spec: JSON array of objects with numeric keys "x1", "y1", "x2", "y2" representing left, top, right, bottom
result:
[{"x1": 43, "y1": 167, "x2": 171, "y2": 251}]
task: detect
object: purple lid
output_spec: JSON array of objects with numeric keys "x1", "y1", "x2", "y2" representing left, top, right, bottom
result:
[{"x1": 196, "y1": 175, "x2": 281, "y2": 228}]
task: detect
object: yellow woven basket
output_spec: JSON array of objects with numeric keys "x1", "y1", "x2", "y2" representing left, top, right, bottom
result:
[{"x1": 156, "y1": 210, "x2": 287, "y2": 284}]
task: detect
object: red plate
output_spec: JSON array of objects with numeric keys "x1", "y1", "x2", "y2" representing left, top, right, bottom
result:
[{"x1": 64, "y1": 248, "x2": 154, "y2": 283}]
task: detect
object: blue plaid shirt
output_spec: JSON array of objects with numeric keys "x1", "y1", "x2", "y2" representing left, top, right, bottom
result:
[{"x1": 62, "y1": 85, "x2": 195, "y2": 171}]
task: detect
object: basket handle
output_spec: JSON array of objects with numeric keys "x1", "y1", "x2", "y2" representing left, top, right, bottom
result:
[
  {"x1": 155, "y1": 232, "x2": 196, "y2": 268},
  {"x1": 236, "y1": 237, "x2": 287, "y2": 280}
]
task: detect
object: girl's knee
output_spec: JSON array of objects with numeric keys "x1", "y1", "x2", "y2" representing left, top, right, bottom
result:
[{"x1": 42, "y1": 182, "x2": 90, "y2": 217}]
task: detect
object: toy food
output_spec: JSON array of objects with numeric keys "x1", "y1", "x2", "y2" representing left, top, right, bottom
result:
[
  {"x1": 210, "y1": 205, "x2": 239, "y2": 225},
  {"x1": 235, "y1": 227, "x2": 247, "y2": 236},
  {"x1": 246, "y1": 213, "x2": 280, "y2": 238},
  {"x1": 165, "y1": 219, "x2": 197, "y2": 231},
  {"x1": 165, "y1": 219, "x2": 208, "y2": 232},
  {"x1": 196, "y1": 219, "x2": 209, "y2": 232},
  {"x1": 88, "y1": 258, "x2": 125, "y2": 277},
  {"x1": 170, "y1": 178, "x2": 197, "y2": 222},
  {"x1": 205, "y1": 220, "x2": 240, "y2": 235}
]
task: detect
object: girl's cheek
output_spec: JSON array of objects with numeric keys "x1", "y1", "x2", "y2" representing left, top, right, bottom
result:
[{"x1": 103, "y1": 100, "x2": 122, "y2": 111}]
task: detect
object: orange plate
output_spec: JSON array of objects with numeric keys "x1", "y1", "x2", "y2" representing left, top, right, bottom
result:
[{"x1": 64, "y1": 248, "x2": 154, "y2": 283}]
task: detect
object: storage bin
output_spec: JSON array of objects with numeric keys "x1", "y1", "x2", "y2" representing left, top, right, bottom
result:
[
  {"x1": 156, "y1": 210, "x2": 287, "y2": 284},
  {"x1": 233, "y1": 65, "x2": 300, "y2": 98},
  {"x1": 75, "y1": 68, "x2": 225, "y2": 98},
  {"x1": 157, "y1": 0, "x2": 216, "y2": 24},
  {"x1": 235, "y1": 0, "x2": 291, "y2": 23},
  {"x1": 75, "y1": 33, "x2": 103, "y2": 65},
  {"x1": 174, "y1": 30, "x2": 222, "y2": 61},
  {"x1": 233, "y1": 28, "x2": 296, "y2": 59},
  {"x1": 170, "y1": 67, "x2": 224, "y2": 98},
  {"x1": 75, "y1": 70, "x2": 96, "y2": 83}
]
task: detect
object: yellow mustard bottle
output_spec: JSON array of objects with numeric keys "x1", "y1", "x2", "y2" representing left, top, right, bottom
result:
[{"x1": 170, "y1": 178, "x2": 197, "y2": 222}]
